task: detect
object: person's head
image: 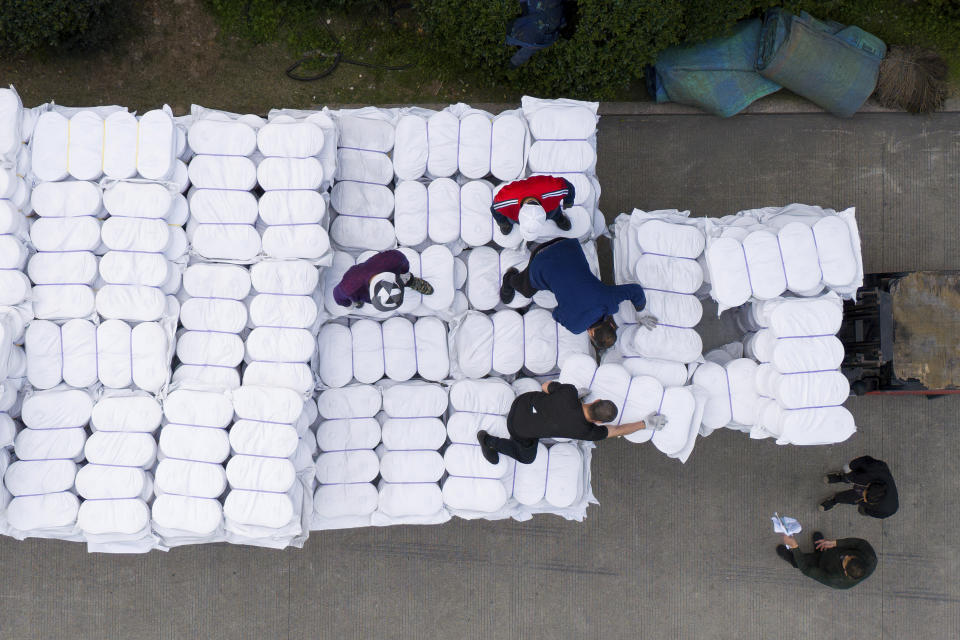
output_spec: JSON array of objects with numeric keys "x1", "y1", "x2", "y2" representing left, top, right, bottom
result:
[
  {"x1": 587, "y1": 316, "x2": 618, "y2": 353},
  {"x1": 369, "y1": 272, "x2": 404, "y2": 311},
  {"x1": 584, "y1": 399, "x2": 618, "y2": 424},
  {"x1": 842, "y1": 555, "x2": 867, "y2": 580},
  {"x1": 863, "y1": 482, "x2": 888, "y2": 505}
]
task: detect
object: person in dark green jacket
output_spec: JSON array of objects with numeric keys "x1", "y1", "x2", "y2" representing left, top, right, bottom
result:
[{"x1": 776, "y1": 531, "x2": 877, "y2": 589}]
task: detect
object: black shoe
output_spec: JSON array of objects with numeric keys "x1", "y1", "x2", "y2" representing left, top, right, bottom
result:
[
  {"x1": 477, "y1": 430, "x2": 500, "y2": 465},
  {"x1": 819, "y1": 498, "x2": 837, "y2": 512},
  {"x1": 553, "y1": 212, "x2": 572, "y2": 231},
  {"x1": 499, "y1": 268, "x2": 518, "y2": 304},
  {"x1": 405, "y1": 275, "x2": 434, "y2": 295},
  {"x1": 823, "y1": 472, "x2": 845, "y2": 484},
  {"x1": 812, "y1": 531, "x2": 824, "y2": 544},
  {"x1": 497, "y1": 220, "x2": 514, "y2": 236},
  {"x1": 776, "y1": 545, "x2": 797, "y2": 567}
]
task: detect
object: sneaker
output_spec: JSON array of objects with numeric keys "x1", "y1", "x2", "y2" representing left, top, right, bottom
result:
[
  {"x1": 406, "y1": 276, "x2": 434, "y2": 296},
  {"x1": 477, "y1": 430, "x2": 500, "y2": 465},
  {"x1": 823, "y1": 473, "x2": 845, "y2": 484},
  {"x1": 553, "y1": 212, "x2": 572, "y2": 231},
  {"x1": 499, "y1": 268, "x2": 518, "y2": 304},
  {"x1": 497, "y1": 220, "x2": 514, "y2": 236},
  {"x1": 819, "y1": 498, "x2": 837, "y2": 512}
]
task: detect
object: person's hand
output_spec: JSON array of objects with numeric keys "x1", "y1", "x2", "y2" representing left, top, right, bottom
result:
[
  {"x1": 638, "y1": 314, "x2": 659, "y2": 331},
  {"x1": 782, "y1": 535, "x2": 798, "y2": 549},
  {"x1": 643, "y1": 413, "x2": 667, "y2": 431},
  {"x1": 815, "y1": 539, "x2": 837, "y2": 551}
]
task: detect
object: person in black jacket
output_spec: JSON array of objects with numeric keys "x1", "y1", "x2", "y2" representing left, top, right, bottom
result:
[
  {"x1": 776, "y1": 531, "x2": 877, "y2": 590},
  {"x1": 476, "y1": 381, "x2": 666, "y2": 464},
  {"x1": 820, "y1": 455, "x2": 898, "y2": 518}
]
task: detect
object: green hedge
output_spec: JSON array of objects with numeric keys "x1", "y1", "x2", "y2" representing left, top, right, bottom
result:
[
  {"x1": 0, "y1": 0, "x2": 120, "y2": 53},
  {"x1": 416, "y1": 0, "x2": 959, "y2": 99}
]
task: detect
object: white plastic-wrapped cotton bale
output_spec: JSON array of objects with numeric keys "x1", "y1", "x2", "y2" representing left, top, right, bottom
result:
[
  {"x1": 442, "y1": 379, "x2": 516, "y2": 518},
  {"x1": 316, "y1": 316, "x2": 450, "y2": 388},
  {"x1": 559, "y1": 353, "x2": 705, "y2": 462},
  {"x1": 741, "y1": 293, "x2": 854, "y2": 445},
  {"x1": 256, "y1": 118, "x2": 331, "y2": 261},
  {"x1": 24, "y1": 319, "x2": 97, "y2": 390},
  {"x1": 187, "y1": 109, "x2": 262, "y2": 261},
  {"x1": 312, "y1": 384, "x2": 382, "y2": 530},
  {"x1": 321, "y1": 246, "x2": 462, "y2": 320},
  {"x1": 98, "y1": 180, "x2": 187, "y2": 322},
  {"x1": 0, "y1": 90, "x2": 31, "y2": 307},
  {"x1": 330, "y1": 107, "x2": 396, "y2": 251},
  {"x1": 703, "y1": 205, "x2": 863, "y2": 311},
  {"x1": 77, "y1": 392, "x2": 160, "y2": 551},
  {"x1": 265, "y1": 107, "x2": 339, "y2": 190},
  {"x1": 509, "y1": 441, "x2": 588, "y2": 519},
  {"x1": 371, "y1": 382, "x2": 450, "y2": 526},
  {"x1": 451, "y1": 309, "x2": 589, "y2": 379},
  {"x1": 97, "y1": 319, "x2": 172, "y2": 393},
  {"x1": 691, "y1": 358, "x2": 761, "y2": 436},
  {"x1": 243, "y1": 260, "x2": 320, "y2": 395},
  {"x1": 31, "y1": 107, "x2": 176, "y2": 183},
  {"x1": 152, "y1": 388, "x2": 233, "y2": 546},
  {"x1": 224, "y1": 385, "x2": 312, "y2": 548},
  {"x1": 174, "y1": 263, "x2": 251, "y2": 390},
  {"x1": 522, "y1": 96, "x2": 598, "y2": 175},
  {"x1": 4, "y1": 388, "x2": 92, "y2": 540},
  {"x1": 27, "y1": 180, "x2": 101, "y2": 320}
]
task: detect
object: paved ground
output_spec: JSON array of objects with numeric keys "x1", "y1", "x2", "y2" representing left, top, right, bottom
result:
[{"x1": 2, "y1": 111, "x2": 959, "y2": 640}]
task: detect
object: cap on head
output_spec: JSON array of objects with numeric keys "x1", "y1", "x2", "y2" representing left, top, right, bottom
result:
[{"x1": 369, "y1": 272, "x2": 404, "y2": 311}]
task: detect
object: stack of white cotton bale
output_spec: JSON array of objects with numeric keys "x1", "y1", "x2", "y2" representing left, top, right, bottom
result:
[
  {"x1": 704, "y1": 204, "x2": 863, "y2": 312},
  {"x1": 317, "y1": 316, "x2": 450, "y2": 387},
  {"x1": 186, "y1": 110, "x2": 262, "y2": 261},
  {"x1": 329, "y1": 108, "x2": 396, "y2": 251},
  {"x1": 255, "y1": 118, "x2": 331, "y2": 261},
  {"x1": 0, "y1": 88, "x2": 32, "y2": 313},
  {"x1": 691, "y1": 353, "x2": 761, "y2": 437},
  {"x1": 3, "y1": 388, "x2": 91, "y2": 540},
  {"x1": 392, "y1": 104, "x2": 527, "y2": 182},
  {"x1": 609, "y1": 210, "x2": 706, "y2": 366},
  {"x1": 25, "y1": 318, "x2": 169, "y2": 394},
  {"x1": 224, "y1": 385, "x2": 314, "y2": 548},
  {"x1": 559, "y1": 353, "x2": 705, "y2": 462},
  {"x1": 442, "y1": 379, "x2": 516, "y2": 517},
  {"x1": 77, "y1": 392, "x2": 159, "y2": 551},
  {"x1": 27, "y1": 180, "x2": 101, "y2": 320},
  {"x1": 0, "y1": 310, "x2": 27, "y2": 492},
  {"x1": 243, "y1": 260, "x2": 321, "y2": 395},
  {"x1": 98, "y1": 180, "x2": 187, "y2": 322},
  {"x1": 152, "y1": 389, "x2": 233, "y2": 547},
  {"x1": 322, "y1": 246, "x2": 463, "y2": 320},
  {"x1": 174, "y1": 263, "x2": 250, "y2": 390},
  {"x1": 371, "y1": 382, "x2": 450, "y2": 526},
  {"x1": 451, "y1": 308, "x2": 590, "y2": 379},
  {"x1": 742, "y1": 293, "x2": 855, "y2": 445},
  {"x1": 312, "y1": 385, "x2": 381, "y2": 530},
  {"x1": 521, "y1": 96, "x2": 602, "y2": 230}
]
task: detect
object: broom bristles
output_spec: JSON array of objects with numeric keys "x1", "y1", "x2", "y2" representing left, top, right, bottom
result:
[{"x1": 874, "y1": 45, "x2": 949, "y2": 113}]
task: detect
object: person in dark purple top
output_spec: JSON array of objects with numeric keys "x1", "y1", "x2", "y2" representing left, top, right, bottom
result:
[{"x1": 333, "y1": 249, "x2": 434, "y2": 311}]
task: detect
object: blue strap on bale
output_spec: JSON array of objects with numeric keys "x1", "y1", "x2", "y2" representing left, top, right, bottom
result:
[
  {"x1": 646, "y1": 19, "x2": 782, "y2": 118},
  {"x1": 756, "y1": 9, "x2": 886, "y2": 117}
]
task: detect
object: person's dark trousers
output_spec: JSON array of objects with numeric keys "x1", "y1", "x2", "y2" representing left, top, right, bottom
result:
[
  {"x1": 833, "y1": 489, "x2": 861, "y2": 505},
  {"x1": 492, "y1": 210, "x2": 514, "y2": 231},
  {"x1": 504, "y1": 237, "x2": 565, "y2": 298},
  {"x1": 484, "y1": 434, "x2": 539, "y2": 464}
]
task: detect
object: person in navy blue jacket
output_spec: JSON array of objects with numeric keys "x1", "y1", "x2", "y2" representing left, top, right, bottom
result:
[{"x1": 499, "y1": 238, "x2": 655, "y2": 352}]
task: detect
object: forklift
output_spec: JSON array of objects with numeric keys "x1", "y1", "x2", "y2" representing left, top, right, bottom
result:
[{"x1": 841, "y1": 271, "x2": 960, "y2": 396}]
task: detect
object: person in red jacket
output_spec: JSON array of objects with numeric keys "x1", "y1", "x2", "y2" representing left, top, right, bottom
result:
[{"x1": 490, "y1": 175, "x2": 575, "y2": 236}]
